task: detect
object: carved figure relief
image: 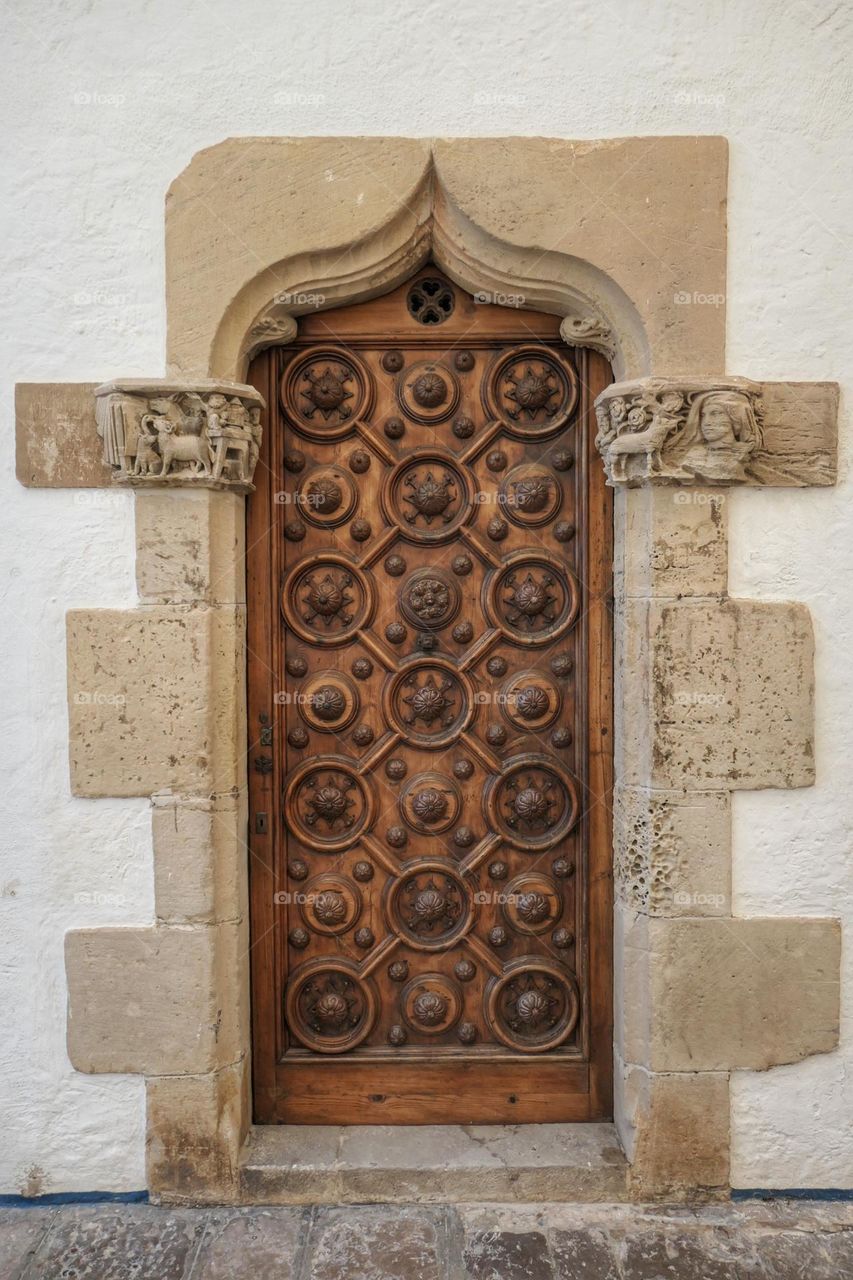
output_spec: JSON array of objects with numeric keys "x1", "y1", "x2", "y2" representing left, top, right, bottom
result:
[
  {"x1": 95, "y1": 381, "x2": 263, "y2": 490},
  {"x1": 595, "y1": 377, "x2": 768, "y2": 486}
]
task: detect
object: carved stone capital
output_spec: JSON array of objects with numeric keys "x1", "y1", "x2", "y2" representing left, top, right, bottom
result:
[
  {"x1": 595, "y1": 376, "x2": 837, "y2": 488},
  {"x1": 94, "y1": 379, "x2": 265, "y2": 493}
]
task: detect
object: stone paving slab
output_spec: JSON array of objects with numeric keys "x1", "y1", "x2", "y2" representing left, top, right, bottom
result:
[{"x1": 2, "y1": 1199, "x2": 853, "y2": 1279}]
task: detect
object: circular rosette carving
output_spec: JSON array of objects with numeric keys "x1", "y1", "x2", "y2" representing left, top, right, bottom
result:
[
  {"x1": 286, "y1": 958, "x2": 377, "y2": 1054},
  {"x1": 399, "y1": 568, "x2": 461, "y2": 631},
  {"x1": 385, "y1": 860, "x2": 473, "y2": 951},
  {"x1": 485, "y1": 958, "x2": 580, "y2": 1053},
  {"x1": 499, "y1": 464, "x2": 563, "y2": 528},
  {"x1": 400, "y1": 972, "x2": 463, "y2": 1035},
  {"x1": 484, "y1": 551, "x2": 579, "y2": 646},
  {"x1": 383, "y1": 658, "x2": 475, "y2": 750},
  {"x1": 501, "y1": 670, "x2": 561, "y2": 733},
  {"x1": 299, "y1": 872, "x2": 361, "y2": 936},
  {"x1": 400, "y1": 772, "x2": 462, "y2": 835},
  {"x1": 296, "y1": 465, "x2": 358, "y2": 528},
  {"x1": 280, "y1": 347, "x2": 373, "y2": 440},
  {"x1": 485, "y1": 755, "x2": 579, "y2": 851},
  {"x1": 381, "y1": 451, "x2": 475, "y2": 544},
  {"x1": 283, "y1": 758, "x2": 374, "y2": 852},
  {"x1": 482, "y1": 346, "x2": 578, "y2": 439},
  {"x1": 396, "y1": 361, "x2": 460, "y2": 424},
  {"x1": 282, "y1": 552, "x2": 375, "y2": 645},
  {"x1": 501, "y1": 872, "x2": 563, "y2": 937},
  {"x1": 297, "y1": 670, "x2": 359, "y2": 734}
]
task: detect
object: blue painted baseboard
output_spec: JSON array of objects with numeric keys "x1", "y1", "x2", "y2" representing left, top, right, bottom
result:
[
  {"x1": 732, "y1": 1188, "x2": 853, "y2": 1202},
  {"x1": 0, "y1": 1190, "x2": 148, "y2": 1207}
]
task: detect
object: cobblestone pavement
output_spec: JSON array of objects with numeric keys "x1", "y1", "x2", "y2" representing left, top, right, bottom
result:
[{"x1": 2, "y1": 1198, "x2": 853, "y2": 1279}]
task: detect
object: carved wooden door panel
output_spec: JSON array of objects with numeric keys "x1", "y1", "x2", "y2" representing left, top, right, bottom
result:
[{"x1": 247, "y1": 271, "x2": 613, "y2": 1124}]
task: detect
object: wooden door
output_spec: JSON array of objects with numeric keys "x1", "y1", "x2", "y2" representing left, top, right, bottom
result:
[{"x1": 247, "y1": 270, "x2": 613, "y2": 1124}]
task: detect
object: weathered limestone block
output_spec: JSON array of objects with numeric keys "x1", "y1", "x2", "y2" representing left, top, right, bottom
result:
[
  {"x1": 616, "y1": 1059, "x2": 730, "y2": 1199},
  {"x1": 596, "y1": 377, "x2": 838, "y2": 487},
  {"x1": 135, "y1": 490, "x2": 246, "y2": 605},
  {"x1": 146, "y1": 1058, "x2": 248, "y2": 1204},
  {"x1": 67, "y1": 605, "x2": 245, "y2": 798},
  {"x1": 167, "y1": 136, "x2": 726, "y2": 379},
  {"x1": 152, "y1": 792, "x2": 247, "y2": 926},
  {"x1": 613, "y1": 785, "x2": 731, "y2": 916},
  {"x1": 15, "y1": 382, "x2": 110, "y2": 488},
  {"x1": 95, "y1": 379, "x2": 264, "y2": 492},
  {"x1": 651, "y1": 600, "x2": 815, "y2": 790},
  {"x1": 647, "y1": 917, "x2": 839, "y2": 1072},
  {"x1": 167, "y1": 137, "x2": 435, "y2": 378},
  {"x1": 615, "y1": 485, "x2": 728, "y2": 602},
  {"x1": 66, "y1": 922, "x2": 247, "y2": 1075}
]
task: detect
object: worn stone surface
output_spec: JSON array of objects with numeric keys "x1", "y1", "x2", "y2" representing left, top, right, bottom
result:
[
  {"x1": 239, "y1": 1123, "x2": 628, "y2": 1205},
  {"x1": 613, "y1": 785, "x2": 731, "y2": 916},
  {"x1": 463, "y1": 1229, "x2": 553, "y2": 1280},
  {"x1": 191, "y1": 1207, "x2": 308, "y2": 1278},
  {"x1": 642, "y1": 917, "x2": 840, "y2": 1072},
  {"x1": 14, "y1": 381, "x2": 109, "y2": 488},
  {"x1": 151, "y1": 792, "x2": 247, "y2": 926},
  {"x1": 4, "y1": 1200, "x2": 853, "y2": 1277},
  {"x1": 0, "y1": 1207, "x2": 54, "y2": 1278},
  {"x1": 305, "y1": 1206, "x2": 445, "y2": 1280},
  {"x1": 20, "y1": 1205, "x2": 202, "y2": 1279},
  {"x1": 166, "y1": 136, "x2": 726, "y2": 380},
  {"x1": 615, "y1": 484, "x2": 729, "y2": 601},
  {"x1": 146, "y1": 1060, "x2": 249, "y2": 1205},
  {"x1": 135, "y1": 490, "x2": 246, "y2": 605},
  {"x1": 65, "y1": 922, "x2": 246, "y2": 1076},
  {"x1": 617, "y1": 1063, "x2": 731, "y2": 1198},
  {"x1": 625, "y1": 598, "x2": 815, "y2": 790},
  {"x1": 66, "y1": 605, "x2": 245, "y2": 798}
]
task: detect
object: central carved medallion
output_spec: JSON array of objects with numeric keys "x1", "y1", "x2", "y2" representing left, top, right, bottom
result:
[
  {"x1": 285, "y1": 759, "x2": 373, "y2": 851},
  {"x1": 485, "y1": 554, "x2": 578, "y2": 646},
  {"x1": 400, "y1": 568, "x2": 460, "y2": 630},
  {"x1": 398, "y1": 871, "x2": 464, "y2": 940},
  {"x1": 311, "y1": 685, "x2": 347, "y2": 721},
  {"x1": 503, "y1": 364, "x2": 559, "y2": 420},
  {"x1": 302, "y1": 571, "x2": 353, "y2": 626},
  {"x1": 485, "y1": 756, "x2": 578, "y2": 850},
  {"x1": 402, "y1": 672, "x2": 456, "y2": 727},
  {"x1": 301, "y1": 364, "x2": 353, "y2": 420},
  {"x1": 411, "y1": 371, "x2": 448, "y2": 408},
  {"x1": 486, "y1": 962, "x2": 579, "y2": 1053},
  {"x1": 404, "y1": 470, "x2": 456, "y2": 525},
  {"x1": 410, "y1": 789, "x2": 449, "y2": 824}
]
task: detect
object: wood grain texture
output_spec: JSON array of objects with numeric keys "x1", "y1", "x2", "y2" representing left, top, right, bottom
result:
[{"x1": 247, "y1": 271, "x2": 613, "y2": 1123}]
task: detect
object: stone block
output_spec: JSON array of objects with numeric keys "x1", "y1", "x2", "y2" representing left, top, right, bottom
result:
[
  {"x1": 651, "y1": 600, "x2": 814, "y2": 789},
  {"x1": 146, "y1": 1058, "x2": 248, "y2": 1204},
  {"x1": 135, "y1": 490, "x2": 246, "y2": 605},
  {"x1": 152, "y1": 792, "x2": 247, "y2": 925},
  {"x1": 613, "y1": 785, "x2": 731, "y2": 916},
  {"x1": 616, "y1": 484, "x2": 728, "y2": 601},
  {"x1": 617, "y1": 1061, "x2": 730, "y2": 1199},
  {"x1": 65, "y1": 922, "x2": 246, "y2": 1075},
  {"x1": 15, "y1": 382, "x2": 110, "y2": 488},
  {"x1": 646, "y1": 916, "x2": 840, "y2": 1072},
  {"x1": 67, "y1": 605, "x2": 245, "y2": 798}
]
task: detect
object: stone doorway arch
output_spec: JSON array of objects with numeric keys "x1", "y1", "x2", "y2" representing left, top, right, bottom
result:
[{"x1": 13, "y1": 137, "x2": 838, "y2": 1203}]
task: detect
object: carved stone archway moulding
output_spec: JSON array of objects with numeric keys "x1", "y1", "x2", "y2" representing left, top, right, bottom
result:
[{"x1": 13, "y1": 137, "x2": 840, "y2": 1205}]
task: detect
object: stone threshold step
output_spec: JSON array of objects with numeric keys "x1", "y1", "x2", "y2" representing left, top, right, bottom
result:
[{"x1": 239, "y1": 1122, "x2": 629, "y2": 1204}]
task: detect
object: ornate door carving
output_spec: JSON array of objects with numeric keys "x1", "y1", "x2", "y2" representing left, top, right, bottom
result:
[{"x1": 247, "y1": 271, "x2": 613, "y2": 1123}]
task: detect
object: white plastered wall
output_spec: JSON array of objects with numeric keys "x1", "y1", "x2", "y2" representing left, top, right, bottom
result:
[{"x1": 1, "y1": 0, "x2": 851, "y2": 1192}]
